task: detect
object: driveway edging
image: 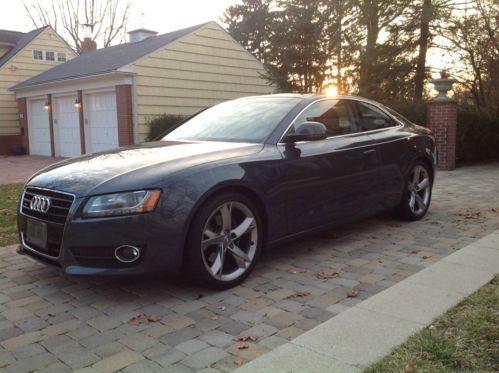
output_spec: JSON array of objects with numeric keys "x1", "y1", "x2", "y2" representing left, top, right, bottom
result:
[{"x1": 234, "y1": 230, "x2": 499, "y2": 373}]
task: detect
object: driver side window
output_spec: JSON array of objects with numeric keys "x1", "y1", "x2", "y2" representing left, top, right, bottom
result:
[{"x1": 289, "y1": 99, "x2": 359, "y2": 138}]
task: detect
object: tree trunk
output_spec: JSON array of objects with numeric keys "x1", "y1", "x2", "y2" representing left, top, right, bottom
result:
[
  {"x1": 414, "y1": 0, "x2": 432, "y2": 102},
  {"x1": 359, "y1": 5, "x2": 379, "y2": 97},
  {"x1": 336, "y1": 0, "x2": 343, "y2": 94}
]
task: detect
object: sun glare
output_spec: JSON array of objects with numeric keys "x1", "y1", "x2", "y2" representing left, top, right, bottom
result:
[{"x1": 324, "y1": 85, "x2": 338, "y2": 96}]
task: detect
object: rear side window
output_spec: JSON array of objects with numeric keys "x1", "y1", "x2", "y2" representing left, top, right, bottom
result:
[{"x1": 356, "y1": 102, "x2": 396, "y2": 131}]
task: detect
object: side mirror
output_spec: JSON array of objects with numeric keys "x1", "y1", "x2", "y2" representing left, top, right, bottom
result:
[{"x1": 283, "y1": 121, "x2": 327, "y2": 143}]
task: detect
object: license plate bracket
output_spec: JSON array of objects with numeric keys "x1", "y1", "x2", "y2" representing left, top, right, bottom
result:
[{"x1": 26, "y1": 219, "x2": 47, "y2": 249}]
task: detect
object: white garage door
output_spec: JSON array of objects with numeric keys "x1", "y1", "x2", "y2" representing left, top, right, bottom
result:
[
  {"x1": 53, "y1": 95, "x2": 81, "y2": 157},
  {"x1": 85, "y1": 92, "x2": 118, "y2": 153},
  {"x1": 28, "y1": 99, "x2": 51, "y2": 156}
]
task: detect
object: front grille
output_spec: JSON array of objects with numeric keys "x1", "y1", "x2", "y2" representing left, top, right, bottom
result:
[{"x1": 22, "y1": 187, "x2": 74, "y2": 224}]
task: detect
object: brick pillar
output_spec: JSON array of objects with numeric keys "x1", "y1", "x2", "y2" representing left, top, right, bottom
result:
[
  {"x1": 47, "y1": 94, "x2": 55, "y2": 157},
  {"x1": 17, "y1": 98, "x2": 29, "y2": 153},
  {"x1": 77, "y1": 90, "x2": 86, "y2": 154},
  {"x1": 427, "y1": 101, "x2": 457, "y2": 170},
  {"x1": 115, "y1": 84, "x2": 134, "y2": 146}
]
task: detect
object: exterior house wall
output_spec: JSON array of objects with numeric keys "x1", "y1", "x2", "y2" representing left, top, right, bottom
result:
[
  {"x1": 131, "y1": 22, "x2": 273, "y2": 142},
  {"x1": 0, "y1": 28, "x2": 76, "y2": 146}
]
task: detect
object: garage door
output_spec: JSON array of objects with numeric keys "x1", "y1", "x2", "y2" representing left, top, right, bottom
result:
[
  {"x1": 28, "y1": 99, "x2": 51, "y2": 156},
  {"x1": 85, "y1": 92, "x2": 118, "y2": 153},
  {"x1": 53, "y1": 95, "x2": 81, "y2": 157}
]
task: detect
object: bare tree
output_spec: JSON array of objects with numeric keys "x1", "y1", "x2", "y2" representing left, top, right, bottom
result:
[{"x1": 23, "y1": 0, "x2": 132, "y2": 53}]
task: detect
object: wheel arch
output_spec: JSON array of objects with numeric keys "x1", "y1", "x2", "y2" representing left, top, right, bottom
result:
[{"x1": 180, "y1": 182, "x2": 269, "y2": 266}]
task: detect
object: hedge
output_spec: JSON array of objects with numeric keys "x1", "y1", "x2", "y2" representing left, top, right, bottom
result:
[{"x1": 146, "y1": 114, "x2": 187, "y2": 141}]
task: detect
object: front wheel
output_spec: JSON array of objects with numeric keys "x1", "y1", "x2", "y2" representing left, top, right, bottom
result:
[
  {"x1": 185, "y1": 192, "x2": 262, "y2": 289},
  {"x1": 395, "y1": 161, "x2": 433, "y2": 221}
]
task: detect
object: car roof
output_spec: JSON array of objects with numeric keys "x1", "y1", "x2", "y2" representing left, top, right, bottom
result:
[{"x1": 235, "y1": 93, "x2": 382, "y2": 106}]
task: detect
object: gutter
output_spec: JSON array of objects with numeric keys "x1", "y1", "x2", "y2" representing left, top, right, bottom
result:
[{"x1": 10, "y1": 70, "x2": 136, "y2": 92}]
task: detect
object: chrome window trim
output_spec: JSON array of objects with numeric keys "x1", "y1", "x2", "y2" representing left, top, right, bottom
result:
[{"x1": 277, "y1": 97, "x2": 403, "y2": 144}]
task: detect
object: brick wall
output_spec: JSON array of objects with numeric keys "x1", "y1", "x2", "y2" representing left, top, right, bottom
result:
[
  {"x1": 427, "y1": 101, "x2": 457, "y2": 170},
  {"x1": 115, "y1": 84, "x2": 134, "y2": 146}
]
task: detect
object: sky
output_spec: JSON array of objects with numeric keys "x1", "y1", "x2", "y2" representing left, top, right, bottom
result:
[{"x1": 0, "y1": 0, "x2": 239, "y2": 35}]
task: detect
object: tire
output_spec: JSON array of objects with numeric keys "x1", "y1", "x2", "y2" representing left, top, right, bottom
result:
[
  {"x1": 395, "y1": 161, "x2": 433, "y2": 221},
  {"x1": 185, "y1": 191, "x2": 262, "y2": 289}
]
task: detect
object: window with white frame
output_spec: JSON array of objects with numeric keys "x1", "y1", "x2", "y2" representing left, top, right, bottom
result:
[
  {"x1": 45, "y1": 51, "x2": 55, "y2": 61},
  {"x1": 33, "y1": 50, "x2": 43, "y2": 60},
  {"x1": 57, "y1": 52, "x2": 67, "y2": 62}
]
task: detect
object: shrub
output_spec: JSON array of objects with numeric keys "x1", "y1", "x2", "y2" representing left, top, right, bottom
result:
[
  {"x1": 146, "y1": 114, "x2": 187, "y2": 141},
  {"x1": 456, "y1": 108, "x2": 499, "y2": 163},
  {"x1": 382, "y1": 100, "x2": 428, "y2": 126}
]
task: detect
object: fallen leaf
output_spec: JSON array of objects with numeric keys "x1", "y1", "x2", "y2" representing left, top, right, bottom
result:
[
  {"x1": 234, "y1": 356, "x2": 244, "y2": 366},
  {"x1": 234, "y1": 333, "x2": 258, "y2": 342},
  {"x1": 237, "y1": 342, "x2": 250, "y2": 350},
  {"x1": 288, "y1": 268, "x2": 307, "y2": 274},
  {"x1": 211, "y1": 315, "x2": 219, "y2": 320},
  {"x1": 316, "y1": 271, "x2": 340, "y2": 280},
  {"x1": 219, "y1": 305, "x2": 226, "y2": 311},
  {"x1": 444, "y1": 327, "x2": 454, "y2": 337},
  {"x1": 422, "y1": 255, "x2": 432, "y2": 259},
  {"x1": 405, "y1": 363, "x2": 415, "y2": 373},
  {"x1": 128, "y1": 314, "x2": 160, "y2": 326},
  {"x1": 386, "y1": 223, "x2": 402, "y2": 228},
  {"x1": 347, "y1": 289, "x2": 360, "y2": 298},
  {"x1": 289, "y1": 291, "x2": 311, "y2": 298},
  {"x1": 429, "y1": 324, "x2": 436, "y2": 330}
]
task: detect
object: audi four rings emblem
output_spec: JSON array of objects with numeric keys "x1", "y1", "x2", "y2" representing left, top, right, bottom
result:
[{"x1": 30, "y1": 195, "x2": 51, "y2": 213}]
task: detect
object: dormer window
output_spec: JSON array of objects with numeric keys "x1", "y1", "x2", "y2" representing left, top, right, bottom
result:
[
  {"x1": 45, "y1": 51, "x2": 55, "y2": 61},
  {"x1": 33, "y1": 50, "x2": 43, "y2": 60}
]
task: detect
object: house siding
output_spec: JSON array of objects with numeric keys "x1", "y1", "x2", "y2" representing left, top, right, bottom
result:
[
  {"x1": 132, "y1": 22, "x2": 273, "y2": 142},
  {"x1": 0, "y1": 28, "x2": 76, "y2": 138}
]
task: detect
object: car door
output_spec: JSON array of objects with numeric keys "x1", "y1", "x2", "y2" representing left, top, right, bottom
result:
[
  {"x1": 277, "y1": 99, "x2": 380, "y2": 235},
  {"x1": 352, "y1": 101, "x2": 410, "y2": 210}
]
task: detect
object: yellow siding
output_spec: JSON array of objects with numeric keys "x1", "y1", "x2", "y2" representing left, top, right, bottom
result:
[
  {"x1": 132, "y1": 22, "x2": 273, "y2": 141},
  {"x1": 0, "y1": 28, "x2": 76, "y2": 135}
]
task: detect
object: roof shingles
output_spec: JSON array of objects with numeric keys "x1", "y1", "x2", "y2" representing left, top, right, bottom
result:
[{"x1": 12, "y1": 22, "x2": 209, "y2": 90}]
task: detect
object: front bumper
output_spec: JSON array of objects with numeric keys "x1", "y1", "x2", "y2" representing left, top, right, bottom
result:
[{"x1": 18, "y1": 195, "x2": 185, "y2": 276}]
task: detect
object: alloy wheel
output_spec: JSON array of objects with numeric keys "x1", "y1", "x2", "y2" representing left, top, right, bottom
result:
[
  {"x1": 201, "y1": 201, "x2": 258, "y2": 282},
  {"x1": 407, "y1": 165, "x2": 431, "y2": 215}
]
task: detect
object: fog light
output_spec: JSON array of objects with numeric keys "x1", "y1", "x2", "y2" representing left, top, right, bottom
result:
[{"x1": 114, "y1": 245, "x2": 141, "y2": 263}]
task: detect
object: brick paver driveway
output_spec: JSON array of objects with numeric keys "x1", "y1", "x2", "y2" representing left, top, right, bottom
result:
[
  {"x1": 0, "y1": 156, "x2": 63, "y2": 185},
  {"x1": 0, "y1": 163, "x2": 498, "y2": 372}
]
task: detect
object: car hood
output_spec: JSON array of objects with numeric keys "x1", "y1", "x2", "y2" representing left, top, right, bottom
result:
[{"x1": 27, "y1": 141, "x2": 262, "y2": 197}]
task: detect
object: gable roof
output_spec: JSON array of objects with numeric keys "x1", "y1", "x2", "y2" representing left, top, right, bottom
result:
[
  {"x1": 0, "y1": 29, "x2": 25, "y2": 46},
  {"x1": 12, "y1": 22, "x2": 210, "y2": 90},
  {"x1": 0, "y1": 27, "x2": 49, "y2": 69}
]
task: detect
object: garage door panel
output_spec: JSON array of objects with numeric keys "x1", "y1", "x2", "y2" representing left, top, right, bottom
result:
[
  {"x1": 85, "y1": 92, "x2": 118, "y2": 153},
  {"x1": 28, "y1": 99, "x2": 51, "y2": 156},
  {"x1": 54, "y1": 96, "x2": 81, "y2": 157}
]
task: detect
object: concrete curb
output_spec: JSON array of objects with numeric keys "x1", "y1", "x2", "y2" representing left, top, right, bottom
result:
[{"x1": 234, "y1": 230, "x2": 499, "y2": 373}]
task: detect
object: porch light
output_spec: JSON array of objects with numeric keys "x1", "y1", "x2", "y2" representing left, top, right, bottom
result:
[
  {"x1": 74, "y1": 98, "x2": 81, "y2": 108},
  {"x1": 44, "y1": 101, "x2": 50, "y2": 110}
]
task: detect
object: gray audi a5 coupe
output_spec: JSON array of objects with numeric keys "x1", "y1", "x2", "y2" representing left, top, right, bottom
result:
[{"x1": 17, "y1": 94, "x2": 436, "y2": 289}]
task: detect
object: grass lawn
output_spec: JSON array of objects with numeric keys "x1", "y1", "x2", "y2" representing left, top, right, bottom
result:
[
  {"x1": 0, "y1": 183, "x2": 23, "y2": 246},
  {"x1": 364, "y1": 275, "x2": 499, "y2": 373}
]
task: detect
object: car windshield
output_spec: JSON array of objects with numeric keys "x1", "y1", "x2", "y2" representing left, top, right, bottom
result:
[{"x1": 163, "y1": 97, "x2": 302, "y2": 143}]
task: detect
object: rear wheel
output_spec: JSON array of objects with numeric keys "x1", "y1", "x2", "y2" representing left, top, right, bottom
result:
[
  {"x1": 396, "y1": 161, "x2": 432, "y2": 221},
  {"x1": 185, "y1": 192, "x2": 262, "y2": 289}
]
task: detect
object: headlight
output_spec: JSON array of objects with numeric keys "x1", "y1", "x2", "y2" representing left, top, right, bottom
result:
[{"x1": 82, "y1": 190, "x2": 161, "y2": 218}]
